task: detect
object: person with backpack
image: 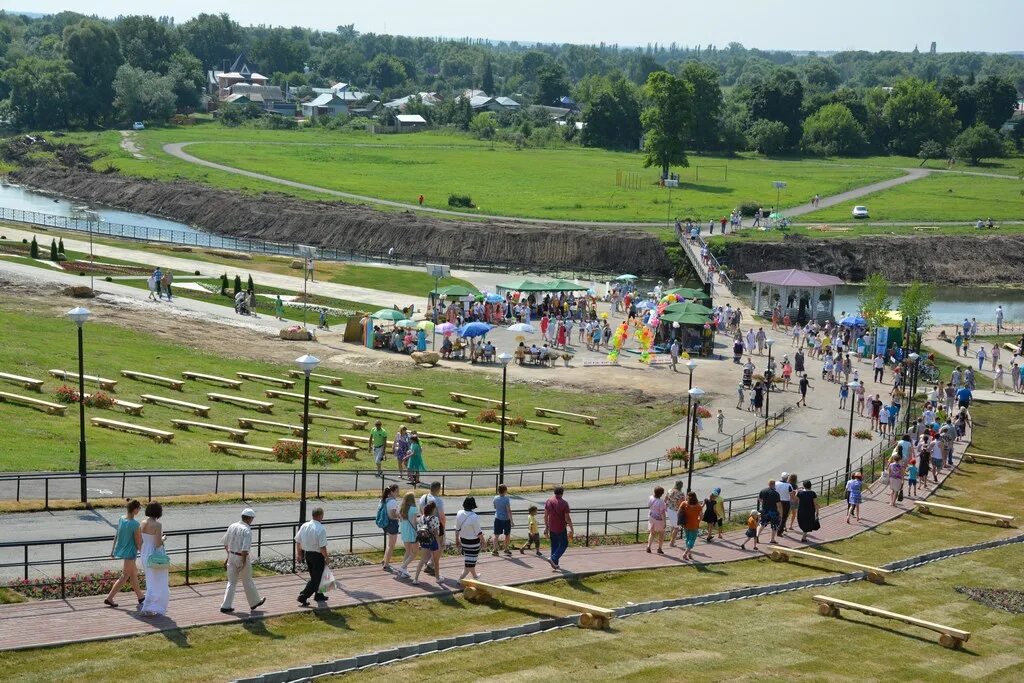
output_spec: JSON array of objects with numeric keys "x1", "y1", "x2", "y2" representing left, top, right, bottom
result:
[
  {"x1": 395, "y1": 492, "x2": 420, "y2": 579},
  {"x1": 455, "y1": 496, "x2": 485, "y2": 581},
  {"x1": 377, "y1": 484, "x2": 400, "y2": 573},
  {"x1": 418, "y1": 482, "x2": 446, "y2": 575},
  {"x1": 412, "y1": 501, "x2": 444, "y2": 585}
]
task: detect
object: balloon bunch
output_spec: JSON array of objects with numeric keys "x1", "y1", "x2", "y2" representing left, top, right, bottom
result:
[
  {"x1": 635, "y1": 325, "x2": 655, "y2": 363},
  {"x1": 607, "y1": 321, "x2": 629, "y2": 362}
]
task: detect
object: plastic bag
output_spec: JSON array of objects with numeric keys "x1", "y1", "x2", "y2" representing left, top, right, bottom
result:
[{"x1": 318, "y1": 567, "x2": 338, "y2": 594}]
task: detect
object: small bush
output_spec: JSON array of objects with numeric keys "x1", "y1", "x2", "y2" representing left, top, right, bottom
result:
[
  {"x1": 310, "y1": 447, "x2": 343, "y2": 466},
  {"x1": 508, "y1": 415, "x2": 527, "y2": 427},
  {"x1": 104, "y1": 276, "x2": 112, "y2": 282},
  {"x1": 737, "y1": 200, "x2": 763, "y2": 217},
  {"x1": 83, "y1": 391, "x2": 115, "y2": 409},
  {"x1": 448, "y1": 193, "x2": 475, "y2": 209},
  {"x1": 698, "y1": 452, "x2": 719, "y2": 465},
  {"x1": 827, "y1": 426, "x2": 848, "y2": 437},
  {"x1": 54, "y1": 385, "x2": 80, "y2": 404},
  {"x1": 478, "y1": 409, "x2": 498, "y2": 423},
  {"x1": 272, "y1": 441, "x2": 301, "y2": 463},
  {"x1": 29, "y1": 236, "x2": 38, "y2": 258},
  {"x1": 666, "y1": 446, "x2": 688, "y2": 461},
  {"x1": 194, "y1": 270, "x2": 200, "y2": 276},
  {"x1": 853, "y1": 429, "x2": 873, "y2": 440}
]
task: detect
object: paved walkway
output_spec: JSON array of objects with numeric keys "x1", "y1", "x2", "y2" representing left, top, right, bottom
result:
[
  {"x1": 0, "y1": 443, "x2": 975, "y2": 653},
  {"x1": 783, "y1": 168, "x2": 930, "y2": 218}
]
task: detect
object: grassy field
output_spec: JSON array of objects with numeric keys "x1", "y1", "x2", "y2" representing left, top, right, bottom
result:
[{"x1": 0, "y1": 305, "x2": 674, "y2": 472}]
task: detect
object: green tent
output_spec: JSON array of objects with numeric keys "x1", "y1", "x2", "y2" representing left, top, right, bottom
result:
[
  {"x1": 497, "y1": 279, "x2": 554, "y2": 292},
  {"x1": 664, "y1": 301, "x2": 713, "y2": 316},
  {"x1": 660, "y1": 310, "x2": 711, "y2": 325},
  {"x1": 540, "y1": 279, "x2": 589, "y2": 292},
  {"x1": 430, "y1": 284, "x2": 477, "y2": 298},
  {"x1": 664, "y1": 287, "x2": 710, "y2": 301}
]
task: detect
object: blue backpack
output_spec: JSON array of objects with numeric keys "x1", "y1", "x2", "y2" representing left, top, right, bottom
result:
[{"x1": 375, "y1": 501, "x2": 389, "y2": 529}]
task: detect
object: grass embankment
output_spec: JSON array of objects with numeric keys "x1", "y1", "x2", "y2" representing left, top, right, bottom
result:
[
  {"x1": 0, "y1": 305, "x2": 674, "y2": 472},
  {"x1": 0, "y1": 402, "x2": 1019, "y2": 681}
]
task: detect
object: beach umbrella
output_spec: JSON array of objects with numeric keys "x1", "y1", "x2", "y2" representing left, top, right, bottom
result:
[
  {"x1": 664, "y1": 301, "x2": 713, "y2": 316},
  {"x1": 396, "y1": 319, "x2": 416, "y2": 328},
  {"x1": 484, "y1": 293, "x2": 504, "y2": 303},
  {"x1": 436, "y1": 322, "x2": 457, "y2": 335},
  {"x1": 507, "y1": 322, "x2": 535, "y2": 333},
  {"x1": 615, "y1": 274, "x2": 638, "y2": 281},
  {"x1": 417, "y1": 320, "x2": 435, "y2": 331},
  {"x1": 635, "y1": 300, "x2": 656, "y2": 310},
  {"x1": 371, "y1": 309, "x2": 406, "y2": 322},
  {"x1": 459, "y1": 322, "x2": 492, "y2": 338},
  {"x1": 840, "y1": 315, "x2": 866, "y2": 327},
  {"x1": 660, "y1": 310, "x2": 711, "y2": 325}
]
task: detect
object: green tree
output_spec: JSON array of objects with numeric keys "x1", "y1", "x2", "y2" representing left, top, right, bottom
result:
[
  {"x1": 233, "y1": 274, "x2": 242, "y2": 297},
  {"x1": 938, "y1": 76, "x2": 976, "y2": 129},
  {"x1": 57, "y1": 238, "x2": 65, "y2": 255},
  {"x1": 680, "y1": 61, "x2": 722, "y2": 152},
  {"x1": 29, "y1": 236, "x2": 38, "y2": 259},
  {"x1": 63, "y1": 19, "x2": 123, "y2": 126},
  {"x1": 220, "y1": 273, "x2": 229, "y2": 296},
  {"x1": 246, "y1": 274, "x2": 255, "y2": 293},
  {"x1": 251, "y1": 28, "x2": 309, "y2": 76},
  {"x1": 113, "y1": 64, "x2": 177, "y2": 123},
  {"x1": 167, "y1": 50, "x2": 205, "y2": 111},
  {"x1": 973, "y1": 76, "x2": 1018, "y2": 130},
  {"x1": 950, "y1": 124, "x2": 1005, "y2": 165},
  {"x1": 917, "y1": 139, "x2": 946, "y2": 166},
  {"x1": 3, "y1": 57, "x2": 77, "y2": 129},
  {"x1": 115, "y1": 15, "x2": 179, "y2": 73},
  {"x1": 898, "y1": 281, "x2": 934, "y2": 348},
  {"x1": 481, "y1": 60, "x2": 495, "y2": 94},
  {"x1": 882, "y1": 77, "x2": 958, "y2": 155},
  {"x1": 802, "y1": 57, "x2": 842, "y2": 92},
  {"x1": 800, "y1": 103, "x2": 866, "y2": 156},
  {"x1": 49, "y1": 239, "x2": 58, "y2": 261},
  {"x1": 535, "y1": 63, "x2": 568, "y2": 105},
  {"x1": 367, "y1": 53, "x2": 407, "y2": 89},
  {"x1": 579, "y1": 75, "x2": 641, "y2": 150},
  {"x1": 640, "y1": 71, "x2": 694, "y2": 178},
  {"x1": 469, "y1": 112, "x2": 498, "y2": 140},
  {"x1": 858, "y1": 273, "x2": 892, "y2": 351},
  {"x1": 748, "y1": 68, "x2": 804, "y2": 148},
  {"x1": 746, "y1": 119, "x2": 789, "y2": 155},
  {"x1": 179, "y1": 13, "x2": 241, "y2": 69}
]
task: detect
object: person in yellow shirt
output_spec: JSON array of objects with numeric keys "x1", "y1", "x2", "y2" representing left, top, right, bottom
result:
[
  {"x1": 519, "y1": 505, "x2": 542, "y2": 556},
  {"x1": 739, "y1": 509, "x2": 759, "y2": 550}
]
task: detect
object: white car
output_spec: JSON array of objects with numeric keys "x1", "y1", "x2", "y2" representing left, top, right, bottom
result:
[
  {"x1": 132, "y1": 121, "x2": 145, "y2": 130},
  {"x1": 852, "y1": 205, "x2": 869, "y2": 219}
]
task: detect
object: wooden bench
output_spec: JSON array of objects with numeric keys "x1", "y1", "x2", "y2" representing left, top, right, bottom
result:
[
  {"x1": 0, "y1": 372, "x2": 44, "y2": 392},
  {"x1": 768, "y1": 545, "x2": 891, "y2": 584},
  {"x1": 120, "y1": 370, "x2": 184, "y2": 391},
  {"x1": 914, "y1": 500, "x2": 1014, "y2": 528},
  {"x1": 235, "y1": 417, "x2": 303, "y2": 434},
  {"x1": 140, "y1": 394, "x2": 211, "y2": 417},
  {"x1": 275, "y1": 438, "x2": 359, "y2": 457},
  {"x1": 812, "y1": 595, "x2": 970, "y2": 649},
  {"x1": 209, "y1": 440, "x2": 274, "y2": 458},
  {"x1": 535, "y1": 407, "x2": 598, "y2": 425},
  {"x1": 353, "y1": 406, "x2": 421, "y2": 423},
  {"x1": 91, "y1": 417, "x2": 174, "y2": 443},
  {"x1": 181, "y1": 371, "x2": 242, "y2": 389},
  {"x1": 264, "y1": 389, "x2": 329, "y2": 408},
  {"x1": 303, "y1": 413, "x2": 368, "y2": 429},
  {"x1": 461, "y1": 579, "x2": 614, "y2": 630},
  {"x1": 237, "y1": 372, "x2": 295, "y2": 388},
  {"x1": 83, "y1": 394, "x2": 144, "y2": 416},
  {"x1": 0, "y1": 391, "x2": 66, "y2": 415},
  {"x1": 414, "y1": 431, "x2": 472, "y2": 449},
  {"x1": 963, "y1": 452, "x2": 1024, "y2": 467},
  {"x1": 49, "y1": 369, "x2": 117, "y2": 391},
  {"x1": 447, "y1": 421, "x2": 517, "y2": 440},
  {"x1": 503, "y1": 417, "x2": 561, "y2": 434},
  {"x1": 207, "y1": 393, "x2": 274, "y2": 413},
  {"x1": 287, "y1": 370, "x2": 343, "y2": 385},
  {"x1": 320, "y1": 386, "x2": 380, "y2": 402},
  {"x1": 403, "y1": 400, "x2": 467, "y2": 417},
  {"x1": 171, "y1": 419, "x2": 249, "y2": 442},
  {"x1": 337, "y1": 433, "x2": 394, "y2": 448},
  {"x1": 449, "y1": 392, "x2": 508, "y2": 408},
  {"x1": 366, "y1": 381, "x2": 424, "y2": 396}
]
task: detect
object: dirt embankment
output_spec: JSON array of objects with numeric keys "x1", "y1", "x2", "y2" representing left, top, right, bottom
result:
[
  {"x1": 719, "y1": 234, "x2": 1024, "y2": 285},
  {"x1": 11, "y1": 164, "x2": 672, "y2": 276}
]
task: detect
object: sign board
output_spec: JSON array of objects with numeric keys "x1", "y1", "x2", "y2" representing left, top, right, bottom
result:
[
  {"x1": 665, "y1": 179, "x2": 679, "y2": 188},
  {"x1": 583, "y1": 360, "x2": 620, "y2": 367},
  {"x1": 297, "y1": 244, "x2": 317, "y2": 257},
  {"x1": 772, "y1": 181, "x2": 787, "y2": 189},
  {"x1": 426, "y1": 264, "x2": 450, "y2": 279},
  {"x1": 875, "y1": 327, "x2": 889, "y2": 356}
]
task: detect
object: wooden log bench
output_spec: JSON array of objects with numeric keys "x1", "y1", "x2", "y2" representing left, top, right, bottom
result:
[
  {"x1": 91, "y1": 417, "x2": 174, "y2": 443},
  {"x1": 264, "y1": 389, "x2": 329, "y2": 408},
  {"x1": 140, "y1": 394, "x2": 211, "y2": 417},
  {"x1": 207, "y1": 393, "x2": 274, "y2": 414},
  {"x1": 237, "y1": 372, "x2": 295, "y2": 388},
  {"x1": 49, "y1": 369, "x2": 118, "y2": 391},
  {"x1": 503, "y1": 417, "x2": 561, "y2": 434},
  {"x1": 337, "y1": 433, "x2": 394, "y2": 448},
  {"x1": 366, "y1": 381, "x2": 424, "y2": 396},
  {"x1": 449, "y1": 392, "x2": 508, "y2": 408},
  {"x1": 181, "y1": 371, "x2": 242, "y2": 389},
  {"x1": 403, "y1": 400, "x2": 467, "y2": 417},
  {"x1": 275, "y1": 438, "x2": 359, "y2": 457},
  {"x1": 768, "y1": 545, "x2": 891, "y2": 584},
  {"x1": 535, "y1": 407, "x2": 598, "y2": 425},
  {"x1": 209, "y1": 440, "x2": 274, "y2": 458},
  {"x1": 236, "y1": 417, "x2": 300, "y2": 433},
  {"x1": 914, "y1": 500, "x2": 1014, "y2": 528},
  {"x1": 353, "y1": 405, "x2": 421, "y2": 423},
  {"x1": 120, "y1": 370, "x2": 183, "y2": 391},
  {"x1": 414, "y1": 431, "x2": 472, "y2": 449},
  {"x1": 83, "y1": 394, "x2": 144, "y2": 416},
  {"x1": 303, "y1": 413, "x2": 368, "y2": 429},
  {"x1": 0, "y1": 391, "x2": 66, "y2": 415},
  {"x1": 287, "y1": 370, "x2": 343, "y2": 385},
  {"x1": 812, "y1": 595, "x2": 970, "y2": 649},
  {"x1": 447, "y1": 421, "x2": 517, "y2": 440},
  {"x1": 171, "y1": 419, "x2": 249, "y2": 442},
  {"x1": 320, "y1": 386, "x2": 380, "y2": 402},
  {"x1": 963, "y1": 452, "x2": 1024, "y2": 467},
  {"x1": 461, "y1": 579, "x2": 614, "y2": 630},
  {"x1": 0, "y1": 372, "x2": 44, "y2": 392}
]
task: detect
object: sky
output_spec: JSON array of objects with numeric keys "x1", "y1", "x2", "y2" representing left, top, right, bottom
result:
[{"x1": 17, "y1": 0, "x2": 1024, "y2": 53}]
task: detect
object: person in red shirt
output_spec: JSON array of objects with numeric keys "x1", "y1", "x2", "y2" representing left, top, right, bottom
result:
[
  {"x1": 543, "y1": 487, "x2": 573, "y2": 571},
  {"x1": 418, "y1": 194, "x2": 424, "y2": 205}
]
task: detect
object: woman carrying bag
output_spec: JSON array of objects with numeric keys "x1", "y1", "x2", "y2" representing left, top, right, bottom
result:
[{"x1": 455, "y1": 497, "x2": 485, "y2": 581}]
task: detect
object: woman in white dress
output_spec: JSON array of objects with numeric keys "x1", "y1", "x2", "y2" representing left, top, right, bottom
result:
[{"x1": 139, "y1": 501, "x2": 169, "y2": 616}]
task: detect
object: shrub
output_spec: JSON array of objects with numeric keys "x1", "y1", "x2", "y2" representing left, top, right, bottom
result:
[
  {"x1": 220, "y1": 273, "x2": 229, "y2": 296},
  {"x1": 508, "y1": 415, "x2": 527, "y2": 427},
  {"x1": 233, "y1": 274, "x2": 242, "y2": 296},
  {"x1": 665, "y1": 446, "x2": 688, "y2": 461},
  {"x1": 310, "y1": 447, "x2": 343, "y2": 466},
  {"x1": 104, "y1": 276, "x2": 113, "y2": 282},
  {"x1": 83, "y1": 391, "x2": 115, "y2": 409},
  {"x1": 448, "y1": 193, "x2": 475, "y2": 209},
  {"x1": 827, "y1": 426, "x2": 848, "y2": 437},
  {"x1": 272, "y1": 441, "x2": 301, "y2": 463},
  {"x1": 737, "y1": 200, "x2": 763, "y2": 217},
  {"x1": 29, "y1": 236, "x2": 38, "y2": 258},
  {"x1": 54, "y1": 384, "x2": 80, "y2": 403},
  {"x1": 247, "y1": 274, "x2": 255, "y2": 294},
  {"x1": 194, "y1": 270, "x2": 200, "y2": 276},
  {"x1": 478, "y1": 409, "x2": 498, "y2": 423},
  {"x1": 698, "y1": 452, "x2": 719, "y2": 465},
  {"x1": 49, "y1": 239, "x2": 58, "y2": 261},
  {"x1": 853, "y1": 429, "x2": 873, "y2": 440}
]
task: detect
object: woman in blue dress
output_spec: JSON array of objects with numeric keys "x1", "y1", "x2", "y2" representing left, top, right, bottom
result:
[
  {"x1": 845, "y1": 472, "x2": 863, "y2": 524},
  {"x1": 104, "y1": 499, "x2": 145, "y2": 608}
]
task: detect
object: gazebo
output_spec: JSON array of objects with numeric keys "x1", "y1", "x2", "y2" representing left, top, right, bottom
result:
[{"x1": 746, "y1": 269, "x2": 844, "y2": 324}]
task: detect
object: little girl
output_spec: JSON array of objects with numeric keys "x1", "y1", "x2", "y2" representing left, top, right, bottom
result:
[{"x1": 907, "y1": 458, "x2": 919, "y2": 498}]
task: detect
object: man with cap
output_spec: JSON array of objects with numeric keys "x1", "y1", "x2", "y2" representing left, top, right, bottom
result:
[
  {"x1": 370, "y1": 420, "x2": 389, "y2": 477},
  {"x1": 220, "y1": 508, "x2": 266, "y2": 614}
]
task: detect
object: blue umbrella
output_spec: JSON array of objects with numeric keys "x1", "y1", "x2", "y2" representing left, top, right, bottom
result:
[
  {"x1": 840, "y1": 315, "x2": 866, "y2": 327},
  {"x1": 484, "y1": 293, "x2": 504, "y2": 303},
  {"x1": 459, "y1": 322, "x2": 492, "y2": 338},
  {"x1": 636, "y1": 300, "x2": 656, "y2": 310}
]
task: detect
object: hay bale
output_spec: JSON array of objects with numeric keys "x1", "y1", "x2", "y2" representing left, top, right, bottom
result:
[
  {"x1": 63, "y1": 286, "x2": 95, "y2": 298},
  {"x1": 411, "y1": 351, "x2": 440, "y2": 366},
  {"x1": 170, "y1": 246, "x2": 193, "y2": 252},
  {"x1": 279, "y1": 327, "x2": 315, "y2": 341},
  {"x1": 289, "y1": 259, "x2": 304, "y2": 269}
]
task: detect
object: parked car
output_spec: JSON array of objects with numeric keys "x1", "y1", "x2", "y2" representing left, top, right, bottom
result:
[
  {"x1": 132, "y1": 121, "x2": 145, "y2": 130},
  {"x1": 852, "y1": 205, "x2": 869, "y2": 219}
]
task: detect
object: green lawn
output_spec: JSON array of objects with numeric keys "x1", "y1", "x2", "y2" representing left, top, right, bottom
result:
[{"x1": 0, "y1": 304, "x2": 674, "y2": 473}]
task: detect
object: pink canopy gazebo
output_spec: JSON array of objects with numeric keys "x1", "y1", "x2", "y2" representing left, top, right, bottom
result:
[{"x1": 747, "y1": 269, "x2": 844, "y2": 324}]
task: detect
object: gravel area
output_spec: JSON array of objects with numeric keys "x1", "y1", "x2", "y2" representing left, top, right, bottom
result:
[{"x1": 955, "y1": 586, "x2": 1024, "y2": 614}]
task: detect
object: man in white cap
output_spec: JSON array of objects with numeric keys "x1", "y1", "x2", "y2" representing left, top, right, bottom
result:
[
  {"x1": 775, "y1": 474, "x2": 793, "y2": 536},
  {"x1": 220, "y1": 508, "x2": 265, "y2": 614}
]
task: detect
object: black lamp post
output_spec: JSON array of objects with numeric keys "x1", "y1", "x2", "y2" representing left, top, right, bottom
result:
[
  {"x1": 845, "y1": 379, "x2": 859, "y2": 477},
  {"x1": 296, "y1": 353, "x2": 320, "y2": 524},
  {"x1": 682, "y1": 359, "x2": 697, "y2": 461},
  {"x1": 497, "y1": 352, "x2": 513, "y2": 486},
  {"x1": 685, "y1": 386, "x2": 706, "y2": 493},
  {"x1": 764, "y1": 338, "x2": 775, "y2": 426},
  {"x1": 67, "y1": 306, "x2": 91, "y2": 504}
]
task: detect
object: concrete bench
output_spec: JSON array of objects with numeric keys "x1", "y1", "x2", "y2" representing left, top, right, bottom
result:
[
  {"x1": 303, "y1": 413, "x2": 368, "y2": 429},
  {"x1": 353, "y1": 406, "x2": 421, "y2": 423},
  {"x1": 447, "y1": 421, "x2": 517, "y2": 440},
  {"x1": 83, "y1": 393, "x2": 144, "y2": 416},
  {"x1": 914, "y1": 501, "x2": 1014, "y2": 528},
  {"x1": 337, "y1": 433, "x2": 394, "y2": 449},
  {"x1": 320, "y1": 386, "x2": 380, "y2": 402},
  {"x1": 140, "y1": 394, "x2": 211, "y2": 417},
  {"x1": 287, "y1": 370, "x2": 343, "y2": 385},
  {"x1": 171, "y1": 419, "x2": 249, "y2": 442},
  {"x1": 449, "y1": 392, "x2": 508, "y2": 408},
  {"x1": 461, "y1": 579, "x2": 614, "y2": 630},
  {"x1": 237, "y1": 372, "x2": 295, "y2": 388},
  {"x1": 49, "y1": 369, "x2": 117, "y2": 391},
  {"x1": 403, "y1": 400, "x2": 467, "y2": 417},
  {"x1": 209, "y1": 441, "x2": 274, "y2": 458},
  {"x1": 366, "y1": 381, "x2": 424, "y2": 396},
  {"x1": 235, "y1": 417, "x2": 299, "y2": 433},
  {"x1": 275, "y1": 438, "x2": 359, "y2": 457},
  {"x1": 768, "y1": 545, "x2": 891, "y2": 584},
  {"x1": 812, "y1": 595, "x2": 970, "y2": 649},
  {"x1": 503, "y1": 417, "x2": 561, "y2": 434},
  {"x1": 264, "y1": 389, "x2": 329, "y2": 408},
  {"x1": 91, "y1": 417, "x2": 174, "y2": 443},
  {"x1": 535, "y1": 407, "x2": 598, "y2": 425},
  {"x1": 120, "y1": 370, "x2": 183, "y2": 391},
  {"x1": 0, "y1": 372, "x2": 44, "y2": 392},
  {"x1": 0, "y1": 391, "x2": 66, "y2": 415},
  {"x1": 414, "y1": 431, "x2": 472, "y2": 449},
  {"x1": 181, "y1": 371, "x2": 242, "y2": 389},
  {"x1": 963, "y1": 452, "x2": 1024, "y2": 467},
  {"x1": 207, "y1": 393, "x2": 274, "y2": 413}
]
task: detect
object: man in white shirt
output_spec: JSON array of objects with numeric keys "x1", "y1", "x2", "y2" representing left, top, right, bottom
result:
[
  {"x1": 220, "y1": 508, "x2": 265, "y2": 614},
  {"x1": 775, "y1": 474, "x2": 793, "y2": 535},
  {"x1": 295, "y1": 507, "x2": 329, "y2": 607}
]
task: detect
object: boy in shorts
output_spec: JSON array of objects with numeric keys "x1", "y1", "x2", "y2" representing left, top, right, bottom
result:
[
  {"x1": 519, "y1": 505, "x2": 542, "y2": 556},
  {"x1": 739, "y1": 509, "x2": 759, "y2": 550}
]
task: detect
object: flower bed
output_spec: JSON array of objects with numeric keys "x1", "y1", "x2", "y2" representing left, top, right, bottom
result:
[
  {"x1": 853, "y1": 429, "x2": 873, "y2": 440},
  {"x1": 827, "y1": 426, "x2": 848, "y2": 437},
  {"x1": 8, "y1": 570, "x2": 146, "y2": 600},
  {"x1": 54, "y1": 384, "x2": 79, "y2": 404}
]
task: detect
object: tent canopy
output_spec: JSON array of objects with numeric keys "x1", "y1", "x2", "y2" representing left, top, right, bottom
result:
[
  {"x1": 540, "y1": 279, "x2": 589, "y2": 292},
  {"x1": 664, "y1": 287, "x2": 710, "y2": 300},
  {"x1": 660, "y1": 310, "x2": 711, "y2": 325},
  {"x1": 430, "y1": 284, "x2": 477, "y2": 298},
  {"x1": 746, "y1": 269, "x2": 844, "y2": 287},
  {"x1": 664, "y1": 301, "x2": 713, "y2": 316}
]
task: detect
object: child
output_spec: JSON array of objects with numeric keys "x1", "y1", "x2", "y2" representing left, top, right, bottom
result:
[
  {"x1": 318, "y1": 308, "x2": 329, "y2": 331},
  {"x1": 519, "y1": 505, "x2": 542, "y2": 556},
  {"x1": 907, "y1": 458, "x2": 919, "y2": 498},
  {"x1": 717, "y1": 409, "x2": 725, "y2": 433},
  {"x1": 839, "y1": 382, "x2": 849, "y2": 409},
  {"x1": 736, "y1": 383, "x2": 745, "y2": 410},
  {"x1": 739, "y1": 509, "x2": 759, "y2": 550}
]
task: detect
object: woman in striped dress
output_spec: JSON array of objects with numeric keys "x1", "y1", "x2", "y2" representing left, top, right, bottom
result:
[{"x1": 455, "y1": 497, "x2": 485, "y2": 581}]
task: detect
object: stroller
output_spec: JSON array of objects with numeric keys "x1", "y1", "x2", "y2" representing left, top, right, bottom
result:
[{"x1": 742, "y1": 366, "x2": 753, "y2": 389}]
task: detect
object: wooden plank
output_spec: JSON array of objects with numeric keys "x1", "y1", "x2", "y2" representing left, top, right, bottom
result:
[
  {"x1": 337, "y1": 433, "x2": 394, "y2": 448},
  {"x1": 366, "y1": 381, "x2": 424, "y2": 396},
  {"x1": 447, "y1": 421, "x2": 517, "y2": 440},
  {"x1": 275, "y1": 438, "x2": 359, "y2": 455},
  {"x1": 49, "y1": 369, "x2": 118, "y2": 392},
  {"x1": 915, "y1": 501, "x2": 1014, "y2": 526},
  {"x1": 535, "y1": 407, "x2": 597, "y2": 425},
  {"x1": 502, "y1": 416, "x2": 561, "y2": 434},
  {"x1": 964, "y1": 452, "x2": 1024, "y2": 466},
  {"x1": 414, "y1": 431, "x2": 472, "y2": 449},
  {"x1": 449, "y1": 392, "x2": 508, "y2": 408},
  {"x1": 139, "y1": 394, "x2": 210, "y2": 417},
  {"x1": 90, "y1": 417, "x2": 174, "y2": 443},
  {"x1": 237, "y1": 372, "x2": 295, "y2": 388},
  {"x1": 403, "y1": 400, "x2": 467, "y2": 416},
  {"x1": 209, "y1": 440, "x2": 274, "y2": 456},
  {"x1": 0, "y1": 391, "x2": 67, "y2": 415},
  {"x1": 320, "y1": 386, "x2": 380, "y2": 402},
  {"x1": 0, "y1": 372, "x2": 44, "y2": 392},
  {"x1": 461, "y1": 579, "x2": 614, "y2": 627},
  {"x1": 181, "y1": 371, "x2": 242, "y2": 389},
  {"x1": 768, "y1": 545, "x2": 890, "y2": 583},
  {"x1": 207, "y1": 393, "x2": 274, "y2": 413},
  {"x1": 287, "y1": 370, "x2": 343, "y2": 385},
  {"x1": 303, "y1": 413, "x2": 368, "y2": 429},
  {"x1": 235, "y1": 417, "x2": 299, "y2": 432},
  {"x1": 812, "y1": 595, "x2": 970, "y2": 648},
  {"x1": 353, "y1": 406, "x2": 421, "y2": 423},
  {"x1": 120, "y1": 370, "x2": 184, "y2": 391},
  {"x1": 171, "y1": 419, "x2": 249, "y2": 442},
  {"x1": 264, "y1": 389, "x2": 329, "y2": 408}
]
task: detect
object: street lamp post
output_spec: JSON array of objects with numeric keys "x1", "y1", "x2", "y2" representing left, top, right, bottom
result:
[
  {"x1": 686, "y1": 387, "x2": 706, "y2": 493},
  {"x1": 67, "y1": 307, "x2": 91, "y2": 504},
  {"x1": 903, "y1": 352, "x2": 920, "y2": 434},
  {"x1": 681, "y1": 359, "x2": 698, "y2": 463},
  {"x1": 772, "y1": 180, "x2": 787, "y2": 214},
  {"x1": 764, "y1": 339, "x2": 775, "y2": 427},
  {"x1": 845, "y1": 379, "x2": 860, "y2": 478},
  {"x1": 497, "y1": 352, "x2": 513, "y2": 486},
  {"x1": 295, "y1": 353, "x2": 320, "y2": 524}
]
